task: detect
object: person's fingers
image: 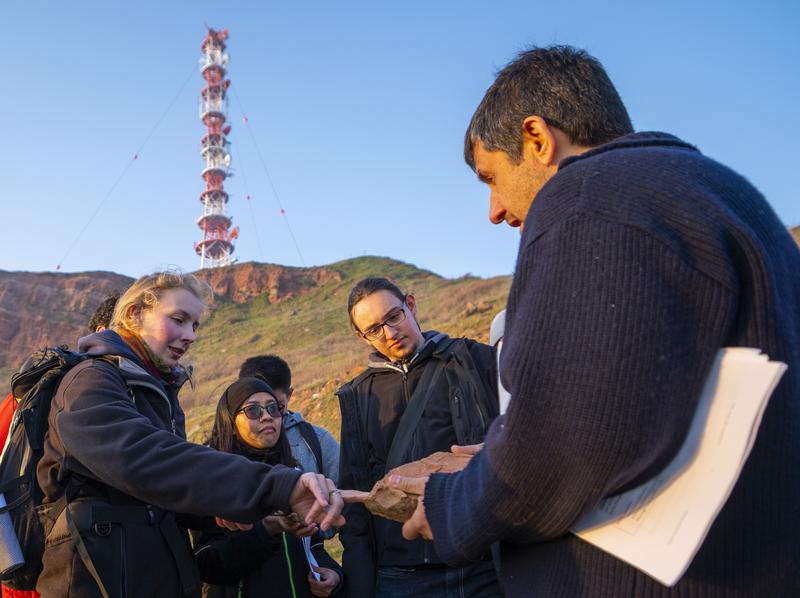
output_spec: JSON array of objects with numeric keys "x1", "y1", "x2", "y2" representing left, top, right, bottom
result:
[
  {"x1": 401, "y1": 511, "x2": 421, "y2": 540},
  {"x1": 307, "y1": 573, "x2": 324, "y2": 596},
  {"x1": 401, "y1": 497, "x2": 433, "y2": 540},
  {"x1": 290, "y1": 523, "x2": 316, "y2": 538},
  {"x1": 312, "y1": 566, "x2": 337, "y2": 589},
  {"x1": 319, "y1": 488, "x2": 345, "y2": 531},
  {"x1": 300, "y1": 473, "x2": 331, "y2": 525},
  {"x1": 388, "y1": 475, "x2": 428, "y2": 495},
  {"x1": 282, "y1": 517, "x2": 314, "y2": 536},
  {"x1": 306, "y1": 472, "x2": 331, "y2": 507},
  {"x1": 451, "y1": 442, "x2": 483, "y2": 455},
  {"x1": 215, "y1": 517, "x2": 253, "y2": 531}
]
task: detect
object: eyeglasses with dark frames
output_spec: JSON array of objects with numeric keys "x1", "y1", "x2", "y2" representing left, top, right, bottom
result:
[
  {"x1": 360, "y1": 304, "x2": 407, "y2": 341},
  {"x1": 237, "y1": 403, "x2": 282, "y2": 420}
]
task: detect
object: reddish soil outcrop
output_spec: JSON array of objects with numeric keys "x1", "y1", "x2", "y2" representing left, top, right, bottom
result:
[
  {"x1": 196, "y1": 262, "x2": 342, "y2": 304},
  {"x1": 0, "y1": 270, "x2": 132, "y2": 371},
  {"x1": 0, "y1": 262, "x2": 342, "y2": 372}
]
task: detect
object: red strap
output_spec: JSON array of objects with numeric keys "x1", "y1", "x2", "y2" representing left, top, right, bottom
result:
[
  {"x1": 1, "y1": 585, "x2": 40, "y2": 598},
  {"x1": 0, "y1": 393, "x2": 16, "y2": 450}
]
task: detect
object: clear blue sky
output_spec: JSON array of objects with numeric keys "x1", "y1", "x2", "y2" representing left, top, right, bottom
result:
[{"x1": 3, "y1": 1, "x2": 798, "y2": 279}]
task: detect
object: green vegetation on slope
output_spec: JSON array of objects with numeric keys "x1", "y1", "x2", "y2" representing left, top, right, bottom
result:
[{"x1": 180, "y1": 256, "x2": 511, "y2": 443}]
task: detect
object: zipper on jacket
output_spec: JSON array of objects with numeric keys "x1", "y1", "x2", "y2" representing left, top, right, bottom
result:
[
  {"x1": 379, "y1": 361, "x2": 412, "y2": 406},
  {"x1": 451, "y1": 352, "x2": 488, "y2": 431}
]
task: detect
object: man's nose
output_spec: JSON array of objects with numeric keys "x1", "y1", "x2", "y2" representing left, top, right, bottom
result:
[
  {"x1": 383, "y1": 323, "x2": 401, "y2": 339},
  {"x1": 489, "y1": 193, "x2": 506, "y2": 225}
]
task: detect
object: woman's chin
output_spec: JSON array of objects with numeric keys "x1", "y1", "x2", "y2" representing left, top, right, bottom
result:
[{"x1": 261, "y1": 439, "x2": 279, "y2": 449}]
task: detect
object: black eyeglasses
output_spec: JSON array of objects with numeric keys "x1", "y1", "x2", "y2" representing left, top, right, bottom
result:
[
  {"x1": 237, "y1": 403, "x2": 282, "y2": 420},
  {"x1": 360, "y1": 305, "x2": 407, "y2": 341}
]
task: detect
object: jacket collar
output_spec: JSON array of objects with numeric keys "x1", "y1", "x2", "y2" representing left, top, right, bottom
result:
[
  {"x1": 283, "y1": 411, "x2": 304, "y2": 429},
  {"x1": 367, "y1": 330, "x2": 449, "y2": 373},
  {"x1": 77, "y1": 329, "x2": 189, "y2": 389},
  {"x1": 558, "y1": 131, "x2": 698, "y2": 172}
]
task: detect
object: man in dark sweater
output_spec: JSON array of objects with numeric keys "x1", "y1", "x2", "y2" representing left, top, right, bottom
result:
[
  {"x1": 396, "y1": 46, "x2": 800, "y2": 596},
  {"x1": 337, "y1": 277, "x2": 502, "y2": 597}
]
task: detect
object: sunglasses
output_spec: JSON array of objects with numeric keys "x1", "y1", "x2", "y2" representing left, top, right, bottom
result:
[{"x1": 237, "y1": 403, "x2": 282, "y2": 420}]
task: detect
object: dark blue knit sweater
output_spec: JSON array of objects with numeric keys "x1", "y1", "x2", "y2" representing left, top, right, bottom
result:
[{"x1": 424, "y1": 132, "x2": 800, "y2": 597}]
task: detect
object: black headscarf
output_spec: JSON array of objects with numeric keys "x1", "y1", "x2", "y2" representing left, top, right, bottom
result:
[
  {"x1": 223, "y1": 377, "x2": 275, "y2": 415},
  {"x1": 209, "y1": 377, "x2": 295, "y2": 467}
]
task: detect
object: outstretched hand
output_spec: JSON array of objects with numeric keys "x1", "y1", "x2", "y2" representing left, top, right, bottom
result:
[
  {"x1": 389, "y1": 475, "x2": 433, "y2": 541},
  {"x1": 451, "y1": 442, "x2": 483, "y2": 456},
  {"x1": 289, "y1": 472, "x2": 346, "y2": 532}
]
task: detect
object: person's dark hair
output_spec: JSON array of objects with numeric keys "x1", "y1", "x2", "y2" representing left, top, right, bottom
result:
[
  {"x1": 464, "y1": 45, "x2": 633, "y2": 169},
  {"x1": 87, "y1": 293, "x2": 120, "y2": 333},
  {"x1": 347, "y1": 277, "x2": 406, "y2": 332},
  {"x1": 209, "y1": 377, "x2": 294, "y2": 466},
  {"x1": 239, "y1": 355, "x2": 292, "y2": 392}
]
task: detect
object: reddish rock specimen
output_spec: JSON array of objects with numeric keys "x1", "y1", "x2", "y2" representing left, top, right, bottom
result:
[{"x1": 340, "y1": 451, "x2": 472, "y2": 522}]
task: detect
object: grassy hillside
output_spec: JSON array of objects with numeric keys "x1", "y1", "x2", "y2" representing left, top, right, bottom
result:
[{"x1": 180, "y1": 256, "x2": 511, "y2": 443}]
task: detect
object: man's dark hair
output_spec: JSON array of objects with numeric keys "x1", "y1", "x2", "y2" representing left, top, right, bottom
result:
[
  {"x1": 87, "y1": 293, "x2": 119, "y2": 333},
  {"x1": 347, "y1": 277, "x2": 406, "y2": 333},
  {"x1": 239, "y1": 355, "x2": 292, "y2": 392},
  {"x1": 464, "y1": 45, "x2": 633, "y2": 169}
]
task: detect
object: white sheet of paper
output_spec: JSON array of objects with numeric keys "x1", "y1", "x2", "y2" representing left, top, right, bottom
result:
[
  {"x1": 489, "y1": 310, "x2": 511, "y2": 415},
  {"x1": 302, "y1": 535, "x2": 321, "y2": 581},
  {"x1": 571, "y1": 347, "x2": 786, "y2": 586},
  {"x1": 489, "y1": 310, "x2": 786, "y2": 586}
]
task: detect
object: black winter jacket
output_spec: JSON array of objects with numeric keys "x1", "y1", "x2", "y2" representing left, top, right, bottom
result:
[
  {"x1": 194, "y1": 506, "x2": 343, "y2": 597},
  {"x1": 336, "y1": 331, "x2": 498, "y2": 597},
  {"x1": 36, "y1": 330, "x2": 302, "y2": 598}
]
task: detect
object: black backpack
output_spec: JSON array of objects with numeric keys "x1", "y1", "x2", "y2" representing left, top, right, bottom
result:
[{"x1": 0, "y1": 346, "x2": 92, "y2": 590}]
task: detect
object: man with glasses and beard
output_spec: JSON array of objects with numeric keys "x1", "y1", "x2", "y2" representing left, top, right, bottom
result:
[{"x1": 336, "y1": 277, "x2": 502, "y2": 598}]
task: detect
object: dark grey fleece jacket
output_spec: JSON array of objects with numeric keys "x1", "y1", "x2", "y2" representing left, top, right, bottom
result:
[{"x1": 36, "y1": 330, "x2": 302, "y2": 598}]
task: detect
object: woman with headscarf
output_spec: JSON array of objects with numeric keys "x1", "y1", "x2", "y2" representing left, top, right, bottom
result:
[{"x1": 195, "y1": 377, "x2": 344, "y2": 598}]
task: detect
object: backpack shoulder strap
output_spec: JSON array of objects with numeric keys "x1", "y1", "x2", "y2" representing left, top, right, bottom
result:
[
  {"x1": 297, "y1": 420, "x2": 324, "y2": 474},
  {"x1": 384, "y1": 341, "x2": 459, "y2": 471}
]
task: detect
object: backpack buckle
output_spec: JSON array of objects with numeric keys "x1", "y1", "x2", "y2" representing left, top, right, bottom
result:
[{"x1": 93, "y1": 522, "x2": 112, "y2": 537}]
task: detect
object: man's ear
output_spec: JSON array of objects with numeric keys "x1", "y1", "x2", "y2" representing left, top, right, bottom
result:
[
  {"x1": 522, "y1": 116, "x2": 557, "y2": 166},
  {"x1": 405, "y1": 294, "x2": 418, "y2": 316}
]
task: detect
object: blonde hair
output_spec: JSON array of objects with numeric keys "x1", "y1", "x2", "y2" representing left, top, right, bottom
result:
[{"x1": 112, "y1": 270, "x2": 214, "y2": 331}]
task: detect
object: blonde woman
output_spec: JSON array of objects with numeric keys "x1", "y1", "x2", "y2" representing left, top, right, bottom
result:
[{"x1": 35, "y1": 271, "x2": 343, "y2": 597}]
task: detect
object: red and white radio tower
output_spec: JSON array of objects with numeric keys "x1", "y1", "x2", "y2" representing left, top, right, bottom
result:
[{"x1": 195, "y1": 27, "x2": 238, "y2": 269}]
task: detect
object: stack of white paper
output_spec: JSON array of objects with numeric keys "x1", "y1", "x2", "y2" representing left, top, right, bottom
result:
[
  {"x1": 303, "y1": 535, "x2": 321, "y2": 581},
  {"x1": 572, "y1": 348, "x2": 787, "y2": 586}
]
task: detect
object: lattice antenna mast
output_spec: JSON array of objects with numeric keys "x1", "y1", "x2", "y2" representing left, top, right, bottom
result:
[{"x1": 195, "y1": 27, "x2": 238, "y2": 269}]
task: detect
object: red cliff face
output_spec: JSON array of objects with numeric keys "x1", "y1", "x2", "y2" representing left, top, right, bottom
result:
[
  {"x1": 195, "y1": 262, "x2": 342, "y2": 304},
  {"x1": 0, "y1": 271, "x2": 133, "y2": 371},
  {"x1": 0, "y1": 263, "x2": 342, "y2": 372}
]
